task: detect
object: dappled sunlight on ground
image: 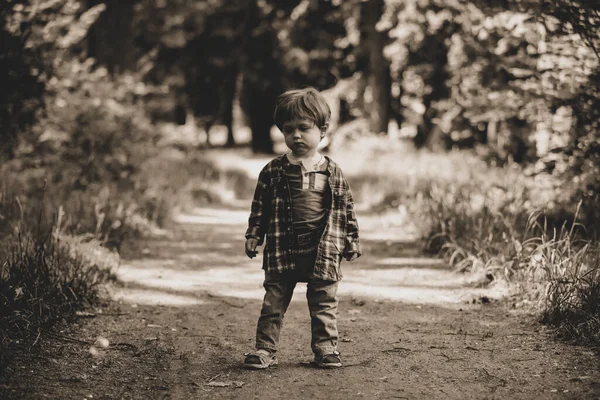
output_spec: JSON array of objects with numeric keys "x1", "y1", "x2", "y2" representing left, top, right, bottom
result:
[
  {"x1": 172, "y1": 207, "x2": 250, "y2": 225},
  {"x1": 107, "y1": 286, "x2": 207, "y2": 306},
  {"x1": 111, "y1": 207, "x2": 509, "y2": 308}
]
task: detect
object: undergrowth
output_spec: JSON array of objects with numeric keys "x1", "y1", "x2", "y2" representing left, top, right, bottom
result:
[
  {"x1": 0, "y1": 192, "x2": 117, "y2": 372},
  {"x1": 332, "y1": 135, "x2": 600, "y2": 346}
]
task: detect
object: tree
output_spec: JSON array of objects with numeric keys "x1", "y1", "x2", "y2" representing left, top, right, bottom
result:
[
  {"x1": 239, "y1": 0, "x2": 287, "y2": 153},
  {"x1": 0, "y1": 1, "x2": 44, "y2": 159},
  {"x1": 86, "y1": 0, "x2": 137, "y2": 73},
  {"x1": 410, "y1": 20, "x2": 458, "y2": 148},
  {"x1": 360, "y1": 0, "x2": 391, "y2": 134},
  {"x1": 1, "y1": 0, "x2": 106, "y2": 160}
]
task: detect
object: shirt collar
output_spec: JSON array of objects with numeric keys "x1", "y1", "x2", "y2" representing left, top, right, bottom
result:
[
  {"x1": 280, "y1": 154, "x2": 334, "y2": 175},
  {"x1": 286, "y1": 153, "x2": 325, "y2": 172}
]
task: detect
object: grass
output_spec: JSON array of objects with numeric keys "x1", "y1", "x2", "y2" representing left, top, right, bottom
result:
[
  {"x1": 0, "y1": 199, "x2": 116, "y2": 372},
  {"x1": 2, "y1": 122, "x2": 597, "y2": 368},
  {"x1": 329, "y1": 134, "x2": 600, "y2": 345},
  {"x1": 183, "y1": 132, "x2": 600, "y2": 345},
  {"x1": 529, "y1": 218, "x2": 600, "y2": 344},
  {"x1": 0, "y1": 231, "x2": 114, "y2": 343},
  {"x1": 0, "y1": 159, "x2": 167, "y2": 370},
  {"x1": 0, "y1": 140, "x2": 256, "y2": 369}
]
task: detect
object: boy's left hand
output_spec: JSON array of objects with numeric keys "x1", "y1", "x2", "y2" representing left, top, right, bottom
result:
[{"x1": 344, "y1": 252, "x2": 358, "y2": 262}]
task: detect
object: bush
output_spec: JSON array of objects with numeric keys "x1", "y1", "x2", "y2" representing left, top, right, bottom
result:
[
  {"x1": 337, "y1": 135, "x2": 600, "y2": 345},
  {"x1": 0, "y1": 192, "x2": 117, "y2": 371},
  {"x1": 528, "y1": 216, "x2": 600, "y2": 344},
  {"x1": 0, "y1": 231, "x2": 114, "y2": 346},
  {"x1": 412, "y1": 161, "x2": 600, "y2": 344}
]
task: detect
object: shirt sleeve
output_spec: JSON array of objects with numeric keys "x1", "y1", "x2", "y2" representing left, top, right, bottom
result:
[
  {"x1": 343, "y1": 174, "x2": 361, "y2": 257},
  {"x1": 245, "y1": 164, "x2": 271, "y2": 246}
]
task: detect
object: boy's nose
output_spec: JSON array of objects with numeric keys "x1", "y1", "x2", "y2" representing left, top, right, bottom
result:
[{"x1": 293, "y1": 130, "x2": 302, "y2": 139}]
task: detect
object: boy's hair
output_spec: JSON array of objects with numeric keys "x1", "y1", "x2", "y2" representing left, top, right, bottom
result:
[{"x1": 273, "y1": 87, "x2": 331, "y2": 132}]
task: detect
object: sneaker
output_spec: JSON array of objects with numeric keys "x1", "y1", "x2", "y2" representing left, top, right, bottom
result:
[
  {"x1": 243, "y1": 350, "x2": 278, "y2": 369},
  {"x1": 315, "y1": 350, "x2": 342, "y2": 368}
]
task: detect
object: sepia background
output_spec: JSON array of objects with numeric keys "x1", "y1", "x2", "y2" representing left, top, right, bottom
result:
[{"x1": 1, "y1": 0, "x2": 599, "y2": 398}]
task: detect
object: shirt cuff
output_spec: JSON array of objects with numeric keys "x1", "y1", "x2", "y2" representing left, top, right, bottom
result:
[
  {"x1": 245, "y1": 227, "x2": 264, "y2": 245},
  {"x1": 346, "y1": 241, "x2": 361, "y2": 257}
]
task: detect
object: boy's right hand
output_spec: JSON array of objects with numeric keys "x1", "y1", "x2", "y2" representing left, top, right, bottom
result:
[{"x1": 245, "y1": 238, "x2": 259, "y2": 258}]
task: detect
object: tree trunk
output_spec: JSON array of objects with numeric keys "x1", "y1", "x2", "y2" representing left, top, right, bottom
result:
[
  {"x1": 246, "y1": 88, "x2": 276, "y2": 153},
  {"x1": 361, "y1": 0, "x2": 391, "y2": 135},
  {"x1": 411, "y1": 21, "x2": 455, "y2": 149},
  {"x1": 86, "y1": 0, "x2": 136, "y2": 74},
  {"x1": 223, "y1": 67, "x2": 238, "y2": 148},
  {"x1": 240, "y1": 0, "x2": 282, "y2": 154}
]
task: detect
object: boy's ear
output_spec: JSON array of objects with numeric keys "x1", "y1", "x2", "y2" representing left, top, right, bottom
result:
[{"x1": 320, "y1": 122, "x2": 329, "y2": 134}]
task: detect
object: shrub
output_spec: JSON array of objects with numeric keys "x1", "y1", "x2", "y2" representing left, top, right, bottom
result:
[
  {"x1": 0, "y1": 193, "x2": 117, "y2": 372},
  {"x1": 0, "y1": 231, "x2": 114, "y2": 346},
  {"x1": 526, "y1": 216, "x2": 600, "y2": 344}
]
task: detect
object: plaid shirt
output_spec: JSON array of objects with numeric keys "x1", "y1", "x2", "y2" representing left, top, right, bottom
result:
[{"x1": 246, "y1": 154, "x2": 361, "y2": 281}]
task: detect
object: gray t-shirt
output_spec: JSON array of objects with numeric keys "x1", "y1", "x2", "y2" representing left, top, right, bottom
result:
[{"x1": 285, "y1": 156, "x2": 331, "y2": 232}]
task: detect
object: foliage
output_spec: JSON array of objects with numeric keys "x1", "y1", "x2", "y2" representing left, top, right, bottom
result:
[
  {"x1": 0, "y1": 190, "x2": 116, "y2": 365},
  {"x1": 335, "y1": 134, "x2": 599, "y2": 344},
  {"x1": 417, "y1": 165, "x2": 600, "y2": 344},
  {"x1": 539, "y1": 0, "x2": 600, "y2": 60},
  {"x1": 0, "y1": 231, "x2": 114, "y2": 346},
  {"x1": 0, "y1": 1, "x2": 171, "y2": 367},
  {"x1": 1, "y1": 0, "x2": 109, "y2": 157},
  {"x1": 0, "y1": 1, "x2": 44, "y2": 158},
  {"x1": 2, "y1": 0, "x2": 168, "y2": 240},
  {"x1": 2, "y1": 0, "x2": 599, "y2": 350},
  {"x1": 533, "y1": 226, "x2": 600, "y2": 344}
]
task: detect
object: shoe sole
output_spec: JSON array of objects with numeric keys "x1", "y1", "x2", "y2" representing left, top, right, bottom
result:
[
  {"x1": 317, "y1": 362, "x2": 342, "y2": 368},
  {"x1": 244, "y1": 360, "x2": 278, "y2": 369}
]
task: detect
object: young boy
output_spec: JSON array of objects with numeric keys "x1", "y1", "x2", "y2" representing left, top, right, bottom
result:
[{"x1": 244, "y1": 87, "x2": 361, "y2": 369}]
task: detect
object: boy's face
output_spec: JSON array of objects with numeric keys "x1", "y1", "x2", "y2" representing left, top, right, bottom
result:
[{"x1": 281, "y1": 118, "x2": 324, "y2": 157}]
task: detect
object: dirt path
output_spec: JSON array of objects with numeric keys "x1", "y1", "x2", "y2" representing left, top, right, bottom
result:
[{"x1": 4, "y1": 206, "x2": 600, "y2": 399}]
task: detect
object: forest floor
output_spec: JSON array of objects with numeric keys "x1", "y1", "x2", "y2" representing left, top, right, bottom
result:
[{"x1": 3, "y1": 202, "x2": 600, "y2": 399}]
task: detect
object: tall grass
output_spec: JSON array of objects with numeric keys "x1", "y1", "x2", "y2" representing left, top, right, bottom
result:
[
  {"x1": 0, "y1": 144, "x2": 255, "y2": 364},
  {"x1": 0, "y1": 231, "x2": 114, "y2": 343},
  {"x1": 528, "y1": 216, "x2": 600, "y2": 344},
  {"x1": 0, "y1": 165, "x2": 161, "y2": 370},
  {"x1": 0, "y1": 191, "x2": 118, "y2": 372},
  {"x1": 332, "y1": 135, "x2": 600, "y2": 345}
]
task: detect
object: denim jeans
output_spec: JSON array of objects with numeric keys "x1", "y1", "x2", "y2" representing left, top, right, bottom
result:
[{"x1": 255, "y1": 264, "x2": 339, "y2": 356}]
